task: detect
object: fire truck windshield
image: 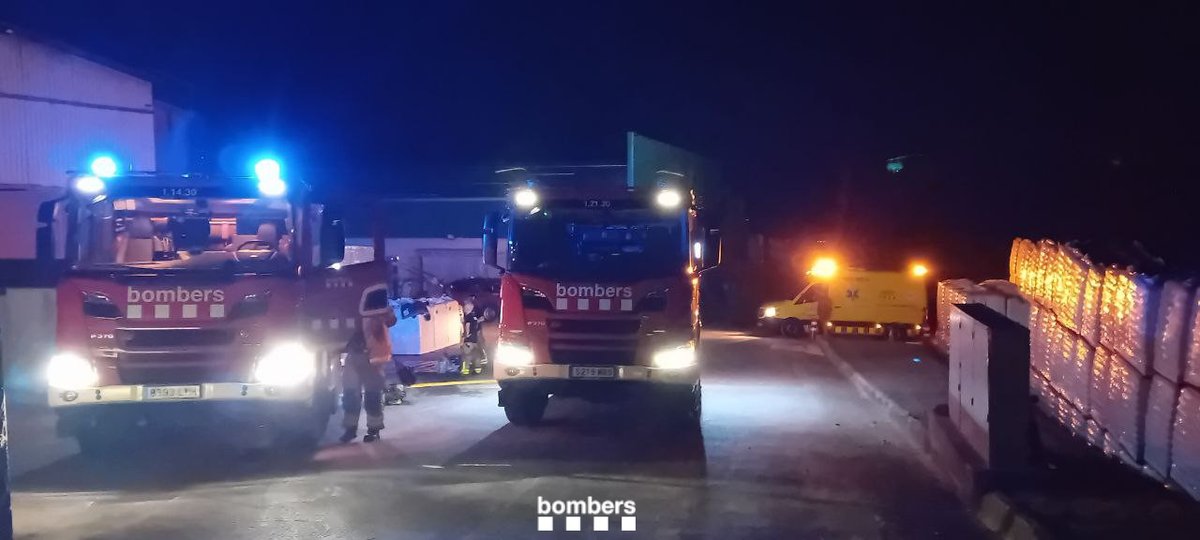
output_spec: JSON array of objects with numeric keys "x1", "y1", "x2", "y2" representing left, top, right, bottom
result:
[
  {"x1": 73, "y1": 196, "x2": 296, "y2": 273},
  {"x1": 509, "y1": 208, "x2": 685, "y2": 281}
]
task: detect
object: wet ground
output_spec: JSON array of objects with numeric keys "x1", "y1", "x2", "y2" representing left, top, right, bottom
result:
[{"x1": 11, "y1": 331, "x2": 982, "y2": 539}]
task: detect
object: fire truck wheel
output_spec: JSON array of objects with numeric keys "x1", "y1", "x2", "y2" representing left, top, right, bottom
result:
[
  {"x1": 75, "y1": 427, "x2": 126, "y2": 458},
  {"x1": 659, "y1": 383, "x2": 702, "y2": 430},
  {"x1": 504, "y1": 391, "x2": 548, "y2": 426},
  {"x1": 482, "y1": 306, "x2": 499, "y2": 322},
  {"x1": 781, "y1": 318, "x2": 804, "y2": 338},
  {"x1": 276, "y1": 421, "x2": 323, "y2": 452}
]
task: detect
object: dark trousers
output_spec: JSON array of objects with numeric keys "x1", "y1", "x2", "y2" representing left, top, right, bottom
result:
[{"x1": 342, "y1": 358, "x2": 385, "y2": 430}]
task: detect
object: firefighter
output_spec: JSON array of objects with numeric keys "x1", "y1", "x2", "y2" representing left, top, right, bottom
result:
[
  {"x1": 815, "y1": 283, "x2": 833, "y2": 334},
  {"x1": 340, "y1": 308, "x2": 397, "y2": 443},
  {"x1": 460, "y1": 295, "x2": 487, "y2": 375}
]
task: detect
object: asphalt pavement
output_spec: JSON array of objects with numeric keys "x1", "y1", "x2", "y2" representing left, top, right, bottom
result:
[{"x1": 10, "y1": 331, "x2": 983, "y2": 539}]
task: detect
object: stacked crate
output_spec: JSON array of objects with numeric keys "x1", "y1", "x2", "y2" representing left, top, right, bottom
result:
[{"x1": 1006, "y1": 238, "x2": 1200, "y2": 499}]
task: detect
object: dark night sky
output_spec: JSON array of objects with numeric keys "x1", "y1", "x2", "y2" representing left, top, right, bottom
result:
[{"x1": 5, "y1": 1, "x2": 1200, "y2": 276}]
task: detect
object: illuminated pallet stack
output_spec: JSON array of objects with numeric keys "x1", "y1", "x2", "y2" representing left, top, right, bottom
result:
[{"x1": 1011, "y1": 238, "x2": 1200, "y2": 500}]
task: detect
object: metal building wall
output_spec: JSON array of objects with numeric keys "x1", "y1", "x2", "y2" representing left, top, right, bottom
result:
[{"x1": 0, "y1": 29, "x2": 155, "y2": 261}]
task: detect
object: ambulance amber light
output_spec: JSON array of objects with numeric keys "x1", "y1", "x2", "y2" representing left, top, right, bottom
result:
[{"x1": 810, "y1": 257, "x2": 838, "y2": 279}]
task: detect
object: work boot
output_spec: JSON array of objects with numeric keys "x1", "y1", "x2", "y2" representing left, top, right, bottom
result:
[
  {"x1": 363, "y1": 428, "x2": 382, "y2": 443},
  {"x1": 339, "y1": 428, "x2": 357, "y2": 443},
  {"x1": 384, "y1": 384, "x2": 403, "y2": 405}
]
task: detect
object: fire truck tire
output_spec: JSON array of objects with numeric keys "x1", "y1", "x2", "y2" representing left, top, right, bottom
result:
[
  {"x1": 74, "y1": 427, "x2": 125, "y2": 458},
  {"x1": 275, "y1": 411, "x2": 328, "y2": 452},
  {"x1": 653, "y1": 383, "x2": 701, "y2": 430},
  {"x1": 781, "y1": 318, "x2": 804, "y2": 338},
  {"x1": 504, "y1": 391, "x2": 548, "y2": 426},
  {"x1": 482, "y1": 306, "x2": 499, "y2": 322}
]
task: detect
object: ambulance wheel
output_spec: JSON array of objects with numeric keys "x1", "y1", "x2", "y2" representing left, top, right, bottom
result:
[
  {"x1": 504, "y1": 391, "x2": 548, "y2": 426},
  {"x1": 781, "y1": 318, "x2": 804, "y2": 338}
]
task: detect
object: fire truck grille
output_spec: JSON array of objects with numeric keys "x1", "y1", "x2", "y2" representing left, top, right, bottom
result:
[
  {"x1": 549, "y1": 349, "x2": 638, "y2": 366},
  {"x1": 118, "y1": 366, "x2": 245, "y2": 385},
  {"x1": 117, "y1": 328, "x2": 236, "y2": 349},
  {"x1": 117, "y1": 352, "x2": 247, "y2": 384},
  {"x1": 546, "y1": 318, "x2": 641, "y2": 335},
  {"x1": 549, "y1": 337, "x2": 637, "y2": 349}
]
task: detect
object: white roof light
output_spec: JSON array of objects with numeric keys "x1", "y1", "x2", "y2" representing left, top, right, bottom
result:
[
  {"x1": 656, "y1": 188, "x2": 683, "y2": 208},
  {"x1": 513, "y1": 188, "x2": 538, "y2": 208},
  {"x1": 73, "y1": 175, "x2": 105, "y2": 195},
  {"x1": 258, "y1": 177, "x2": 287, "y2": 197}
]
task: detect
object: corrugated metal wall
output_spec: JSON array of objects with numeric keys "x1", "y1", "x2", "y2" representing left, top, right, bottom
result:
[
  {"x1": 0, "y1": 30, "x2": 156, "y2": 261},
  {"x1": 0, "y1": 32, "x2": 152, "y2": 109},
  {"x1": 0, "y1": 31, "x2": 155, "y2": 188}
]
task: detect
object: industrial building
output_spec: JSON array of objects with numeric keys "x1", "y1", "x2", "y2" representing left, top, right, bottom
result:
[
  {"x1": 345, "y1": 196, "x2": 506, "y2": 298},
  {"x1": 0, "y1": 24, "x2": 191, "y2": 285}
]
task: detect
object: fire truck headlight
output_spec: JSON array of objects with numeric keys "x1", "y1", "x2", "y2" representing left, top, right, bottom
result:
[
  {"x1": 655, "y1": 189, "x2": 682, "y2": 208},
  {"x1": 495, "y1": 342, "x2": 535, "y2": 366},
  {"x1": 653, "y1": 342, "x2": 697, "y2": 369},
  {"x1": 254, "y1": 341, "x2": 315, "y2": 386},
  {"x1": 47, "y1": 352, "x2": 98, "y2": 390},
  {"x1": 762, "y1": 306, "x2": 777, "y2": 318},
  {"x1": 73, "y1": 175, "x2": 106, "y2": 195},
  {"x1": 513, "y1": 188, "x2": 538, "y2": 209}
]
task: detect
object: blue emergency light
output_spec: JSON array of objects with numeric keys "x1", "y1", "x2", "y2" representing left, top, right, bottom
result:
[{"x1": 253, "y1": 158, "x2": 287, "y2": 197}]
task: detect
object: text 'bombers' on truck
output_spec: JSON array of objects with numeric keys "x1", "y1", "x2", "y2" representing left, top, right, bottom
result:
[
  {"x1": 482, "y1": 145, "x2": 721, "y2": 427},
  {"x1": 36, "y1": 157, "x2": 389, "y2": 454}
]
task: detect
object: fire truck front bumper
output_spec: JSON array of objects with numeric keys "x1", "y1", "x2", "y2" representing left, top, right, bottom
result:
[
  {"x1": 48, "y1": 381, "x2": 314, "y2": 408},
  {"x1": 495, "y1": 363, "x2": 699, "y2": 404},
  {"x1": 49, "y1": 382, "x2": 323, "y2": 437}
]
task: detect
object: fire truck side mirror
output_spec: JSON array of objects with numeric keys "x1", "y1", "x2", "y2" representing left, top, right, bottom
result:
[
  {"x1": 36, "y1": 199, "x2": 58, "y2": 262},
  {"x1": 359, "y1": 284, "x2": 391, "y2": 316},
  {"x1": 482, "y1": 212, "x2": 500, "y2": 269},
  {"x1": 701, "y1": 228, "x2": 722, "y2": 271},
  {"x1": 321, "y1": 218, "x2": 346, "y2": 267}
]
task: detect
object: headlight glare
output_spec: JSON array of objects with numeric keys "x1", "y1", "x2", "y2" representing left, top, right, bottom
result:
[
  {"x1": 254, "y1": 341, "x2": 315, "y2": 386},
  {"x1": 655, "y1": 189, "x2": 682, "y2": 208},
  {"x1": 495, "y1": 342, "x2": 535, "y2": 366},
  {"x1": 653, "y1": 343, "x2": 697, "y2": 369},
  {"x1": 762, "y1": 306, "x2": 777, "y2": 318},
  {"x1": 47, "y1": 352, "x2": 98, "y2": 389},
  {"x1": 513, "y1": 188, "x2": 538, "y2": 208}
]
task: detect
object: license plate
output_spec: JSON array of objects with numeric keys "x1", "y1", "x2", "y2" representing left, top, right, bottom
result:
[
  {"x1": 570, "y1": 366, "x2": 616, "y2": 379},
  {"x1": 145, "y1": 385, "x2": 201, "y2": 400}
]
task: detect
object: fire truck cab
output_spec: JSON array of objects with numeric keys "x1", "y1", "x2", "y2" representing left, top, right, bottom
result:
[
  {"x1": 37, "y1": 158, "x2": 388, "y2": 453},
  {"x1": 482, "y1": 165, "x2": 720, "y2": 427}
]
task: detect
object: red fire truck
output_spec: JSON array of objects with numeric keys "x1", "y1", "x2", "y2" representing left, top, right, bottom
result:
[
  {"x1": 482, "y1": 162, "x2": 720, "y2": 427},
  {"x1": 36, "y1": 157, "x2": 389, "y2": 454}
]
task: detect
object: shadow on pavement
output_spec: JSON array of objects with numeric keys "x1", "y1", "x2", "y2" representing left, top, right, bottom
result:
[
  {"x1": 12, "y1": 435, "x2": 321, "y2": 493},
  {"x1": 447, "y1": 396, "x2": 708, "y2": 479}
]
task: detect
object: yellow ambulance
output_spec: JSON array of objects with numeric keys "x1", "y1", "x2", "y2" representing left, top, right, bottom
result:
[{"x1": 756, "y1": 257, "x2": 930, "y2": 339}]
